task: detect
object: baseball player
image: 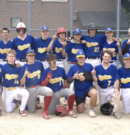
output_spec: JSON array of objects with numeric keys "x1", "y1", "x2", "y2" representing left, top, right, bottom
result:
[
  {"x1": 47, "y1": 27, "x2": 68, "y2": 68},
  {"x1": 19, "y1": 49, "x2": 53, "y2": 119},
  {"x1": 62, "y1": 28, "x2": 85, "y2": 74},
  {"x1": 102, "y1": 28, "x2": 122, "y2": 66},
  {"x1": 41, "y1": 54, "x2": 77, "y2": 118},
  {"x1": 118, "y1": 53, "x2": 130, "y2": 114},
  {"x1": 81, "y1": 23, "x2": 106, "y2": 67},
  {"x1": 121, "y1": 28, "x2": 130, "y2": 55},
  {"x1": 0, "y1": 64, "x2": 2, "y2": 116},
  {"x1": 93, "y1": 50, "x2": 121, "y2": 119},
  {"x1": 33, "y1": 26, "x2": 52, "y2": 69},
  {"x1": 13, "y1": 22, "x2": 34, "y2": 66},
  {"x1": 67, "y1": 49, "x2": 97, "y2": 117},
  {"x1": 0, "y1": 28, "x2": 13, "y2": 65},
  {"x1": 0, "y1": 49, "x2": 29, "y2": 116}
]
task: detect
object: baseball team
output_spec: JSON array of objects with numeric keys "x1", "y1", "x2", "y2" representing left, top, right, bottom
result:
[{"x1": 0, "y1": 22, "x2": 130, "y2": 120}]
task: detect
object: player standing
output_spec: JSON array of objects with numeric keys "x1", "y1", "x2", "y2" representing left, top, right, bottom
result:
[
  {"x1": 47, "y1": 27, "x2": 68, "y2": 68},
  {"x1": 33, "y1": 26, "x2": 52, "y2": 69},
  {"x1": 0, "y1": 49, "x2": 29, "y2": 116},
  {"x1": 13, "y1": 22, "x2": 34, "y2": 65},
  {"x1": 102, "y1": 28, "x2": 122, "y2": 66},
  {"x1": 118, "y1": 53, "x2": 130, "y2": 114},
  {"x1": 93, "y1": 50, "x2": 121, "y2": 119},
  {"x1": 41, "y1": 54, "x2": 76, "y2": 118},
  {"x1": 0, "y1": 28, "x2": 13, "y2": 65},
  {"x1": 81, "y1": 23, "x2": 106, "y2": 67},
  {"x1": 67, "y1": 49, "x2": 97, "y2": 117},
  {"x1": 19, "y1": 49, "x2": 53, "y2": 119}
]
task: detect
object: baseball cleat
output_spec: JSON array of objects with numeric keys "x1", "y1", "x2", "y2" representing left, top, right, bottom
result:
[
  {"x1": 113, "y1": 112, "x2": 121, "y2": 119},
  {"x1": 89, "y1": 110, "x2": 96, "y2": 118},
  {"x1": 68, "y1": 110, "x2": 77, "y2": 118},
  {"x1": 42, "y1": 111, "x2": 50, "y2": 119},
  {"x1": 19, "y1": 110, "x2": 27, "y2": 117}
]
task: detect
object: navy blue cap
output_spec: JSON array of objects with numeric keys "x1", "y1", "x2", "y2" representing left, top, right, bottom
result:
[{"x1": 74, "y1": 28, "x2": 82, "y2": 35}]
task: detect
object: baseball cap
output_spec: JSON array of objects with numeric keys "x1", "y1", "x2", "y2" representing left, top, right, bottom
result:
[
  {"x1": 123, "y1": 53, "x2": 130, "y2": 59},
  {"x1": 105, "y1": 27, "x2": 113, "y2": 33},
  {"x1": 76, "y1": 49, "x2": 85, "y2": 57},
  {"x1": 74, "y1": 28, "x2": 82, "y2": 35},
  {"x1": 26, "y1": 49, "x2": 35, "y2": 56},
  {"x1": 41, "y1": 26, "x2": 49, "y2": 31}
]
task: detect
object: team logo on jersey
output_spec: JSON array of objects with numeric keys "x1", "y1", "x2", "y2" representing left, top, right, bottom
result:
[
  {"x1": 55, "y1": 47, "x2": 62, "y2": 53},
  {"x1": 18, "y1": 44, "x2": 30, "y2": 51},
  {"x1": 5, "y1": 74, "x2": 19, "y2": 80},
  {"x1": 86, "y1": 42, "x2": 98, "y2": 47},
  {"x1": 0, "y1": 48, "x2": 11, "y2": 54},
  {"x1": 38, "y1": 47, "x2": 47, "y2": 53},
  {"x1": 121, "y1": 78, "x2": 130, "y2": 84},
  {"x1": 103, "y1": 48, "x2": 115, "y2": 52},
  {"x1": 72, "y1": 49, "x2": 79, "y2": 54},
  {"x1": 98, "y1": 75, "x2": 112, "y2": 81},
  {"x1": 49, "y1": 77, "x2": 62, "y2": 85},
  {"x1": 27, "y1": 70, "x2": 41, "y2": 79}
]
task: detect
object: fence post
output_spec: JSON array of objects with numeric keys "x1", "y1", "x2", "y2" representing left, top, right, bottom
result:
[
  {"x1": 70, "y1": 0, "x2": 73, "y2": 37},
  {"x1": 28, "y1": 0, "x2": 31, "y2": 35}
]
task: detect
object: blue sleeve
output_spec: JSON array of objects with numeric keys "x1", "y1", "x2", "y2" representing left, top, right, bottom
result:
[
  {"x1": 41, "y1": 70, "x2": 47, "y2": 81},
  {"x1": 32, "y1": 39, "x2": 36, "y2": 50},
  {"x1": 18, "y1": 66, "x2": 26, "y2": 81},
  {"x1": 81, "y1": 35, "x2": 86, "y2": 40},
  {"x1": 67, "y1": 66, "x2": 74, "y2": 78},
  {"x1": 121, "y1": 40, "x2": 127, "y2": 50},
  {"x1": 115, "y1": 68, "x2": 120, "y2": 80},
  {"x1": 0, "y1": 66, "x2": 4, "y2": 78},
  {"x1": 100, "y1": 35, "x2": 106, "y2": 51},
  {"x1": 30, "y1": 36, "x2": 35, "y2": 49},
  {"x1": 65, "y1": 43, "x2": 71, "y2": 54},
  {"x1": 40, "y1": 62, "x2": 44, "y2": 74},
  {"x1": 12, "y1": 40, "x2": 16, "y2": 50},
  {"x1": 63, "y1": 69, "x2": 67, "y2": 80}
]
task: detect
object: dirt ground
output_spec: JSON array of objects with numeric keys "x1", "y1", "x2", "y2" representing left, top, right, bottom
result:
[{"x1": 0, "y1": 96, "x2": 130, "y2": 135}]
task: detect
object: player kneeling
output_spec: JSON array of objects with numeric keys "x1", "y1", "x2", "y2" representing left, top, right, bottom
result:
[
  {"x1": 19, "y1": 49, "x2": 53, "y2": 119},
  {"x1": 67, "y1": 49, "x2": 97, "y2": 118},
  {"x1": 41, "y1": 54, "x2": 77, "y2": 118},
  {"x1": 0, "y1": 49, "x2": 29, "y2": 116},
  {"x1": 118, "y1": 53, "x2": 130, "y2": 114},
  {"x1": 93, "y1": 50, "x2": 121, "y2": 119}
]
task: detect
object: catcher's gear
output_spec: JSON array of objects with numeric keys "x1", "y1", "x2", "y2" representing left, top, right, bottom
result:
[
  {"x1": 55, "y1": 105, "x2": 67, "y2": 117},
  {"x1": 83, "y1": 69, "x2": 93, "y2": 82},
  {"x1": 100, "y1": 102, "x2": 114, "y2": 115},
  {"x1": 57, "y1": 27, "x2": 66, "y2": 34},
  {"x1": 16, "y1": 22, "x2": 27, "y2": 33},
  {"x1": 88, "y1": 23, "x2": 98, "y2": 30}
]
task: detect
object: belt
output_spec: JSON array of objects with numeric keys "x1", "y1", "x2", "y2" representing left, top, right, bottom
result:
[
  {"x1": 57, "y1": 59, "x2": 64, "y2": 61},
  {"x1": 30, "y1": 85, "x2": 38, "y2": 88},
  {"x1": 100, "y1": 86, "x2": 113, "y2": 89},
  {"x1": 8, "y1": 87, "x2": 16, "y2": 90},
  {"x1": 86, "y1": 57, "x2": 100, "y2": 59},
  {"x1": 36, "y1": 59, "x2": 45, "y2": 62},
  {"x1": 69, "y1": 62, "x2": 77, "y2": 64},
  {"x1": 17, "y1": 59, "x2": 26, "y2": 62}
]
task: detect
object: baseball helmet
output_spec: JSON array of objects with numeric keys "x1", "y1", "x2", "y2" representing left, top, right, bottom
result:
[
  {"x1": 16, "y1": 22, "x2": 27, "y2": 33},
  {"x1": 55, "y1": 105, "x2": 67, "y2": 117},
  {"x1": 100, "y1": 102, "x2": 114, "y2": 115},
  {"x1": 57, "y1": 27, "x2": 66, "y2": 34},
  {"x1": 88, "y1": 23, "x2": 98, "y2": 30}
]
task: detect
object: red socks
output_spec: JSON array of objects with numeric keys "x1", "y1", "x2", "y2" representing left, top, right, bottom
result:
[
  {"x1": 43, "y1": 96, "x2": 52, "y2": 112},
  {"x1": 68, "y1": 94, "x2": 75, "y2": 111}
]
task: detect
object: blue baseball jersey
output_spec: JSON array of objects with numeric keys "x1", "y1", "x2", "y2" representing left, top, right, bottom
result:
[
  {"x1": 67, "y1": 63, "x2": 93, "y2": 97},
  {"x1": 32, "y1": 37, "x2": 52, "y2": 60},
  {"x1": 65, "y1": 42, "x2": 85, "y2": 62},
  {"x1": 118, "y1": 67, "x2": 130, "y2": 88},
  {"x1": 95, "y1": 64, "x2": 120, "y2": 87},
  {"x1": 52, "y1": 38, "x2": 69, "y2": 59},
  {"x1": 0, "y1": 40, "x2": 13, "y2": 59},
  {"x1": 41, "y1": 66, "x2": 67, "y2": 91},
  {"x1": 81, "y1": 34, "x2": 106, "y2": 58},
  {"x1": 121, "y1": 39, "x2": 130, "y2": 53},
  {"x1": 0, "y1": 64, "x2": 2, "y2": 85},
  {"x1": 102, "y1": 41, "x2": 118, "y2": 60},
  {"x1": 19, "y1": 61, "x2": 43, "y2": 87},
  {"x1": 0, "y1": 63, "x2": 21, "y2": 87},
  {"x1": 13, "y1": 35, "x2": 34, "y2": 59}
]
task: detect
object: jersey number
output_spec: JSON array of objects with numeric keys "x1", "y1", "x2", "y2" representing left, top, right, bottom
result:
[
  {"x1": 94, "y1": 47, "x2": 99, "y2": 52},
  {"x1": 108, "y1": 80, "x2": 111, "y2": 86}
]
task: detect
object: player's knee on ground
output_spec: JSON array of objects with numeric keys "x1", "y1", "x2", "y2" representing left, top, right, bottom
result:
[
  {"x1": 6, "y1": 106, "x2": 14, "y2": 113},
  {"x1": 28, "y1": 106, "x2": 36, "y2": 113},
  {"x1": 77, "y1": 105, "x2": 85, "y2": 113}
]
